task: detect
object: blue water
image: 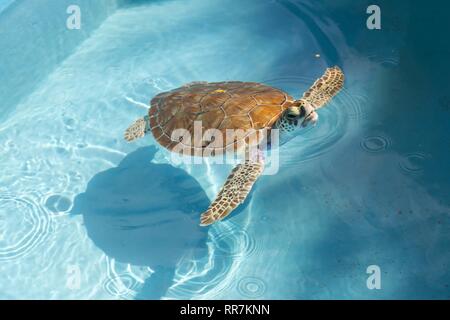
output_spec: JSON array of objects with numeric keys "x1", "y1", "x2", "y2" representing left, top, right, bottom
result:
[{"x1": 0, "y1": 0, "x2": 449, "y2": 299}]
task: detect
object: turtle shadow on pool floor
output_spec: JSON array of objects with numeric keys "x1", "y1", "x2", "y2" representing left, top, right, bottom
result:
[{"x1": 71, "y1": 146, "x2": 211, "y2": 299}]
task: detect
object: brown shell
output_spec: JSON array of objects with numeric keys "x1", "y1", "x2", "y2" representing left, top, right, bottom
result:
[{"x1": 149, "y1": 81, "x2": 294, "y2": 156}]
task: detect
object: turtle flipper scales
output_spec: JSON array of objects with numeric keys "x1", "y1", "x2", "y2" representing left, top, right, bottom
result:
[
  {"x1": 302, "y1": 66, "x2": 344, "y2": 109},
  {"x1": 200, "y1": 158, "x2": 264, "y2": 226},
  {"x1": 124, "y1": 116, "x2": 150, "y2": 142}
]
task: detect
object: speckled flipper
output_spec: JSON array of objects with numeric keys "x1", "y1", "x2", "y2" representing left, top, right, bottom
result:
[
  {"x1": 302, "y1": 66, "x2": 344, "y2": 110},
  {"x1": 200, "y1": 158, "x2": 264, "y2": 226},
  {"x1": 124, "y1": 116, "x2": 150, "y2": 142}
]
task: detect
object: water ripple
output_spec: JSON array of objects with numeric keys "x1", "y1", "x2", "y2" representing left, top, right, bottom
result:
[
  {"x1": 103, "y1": 257, "x2": 151, "y2": 300},
  {"x1": 167, "y1": 222, "x2": 256, "y2": 299},
  {"x1": 44, "y1": 194, "x2": 73, "y2": 216},
  {"x1": 169, "y1": 251, "x2": 236, "y2": 298},
  {"x1": 398, "y1": 152, "x2": 427, "y2": 175},
  {"x1": 237, "y1": 276, "x2": 267, "y2": 298},
  {"x1": 0, "y1": 193, "x2": 53, "y2": 261},
  {"x1": 340, "y1": 89, "x2": 369, "y2": 121},
  {"x1": 103, "y1": 274, "x2": 140, "y2": 300},
  {"x1": 209, "y1": 222, "x2": 257, "y2": 258},
  {"x1": 367, "y1": 54, "x2": 400, "y2": 68},
  {"x1": 360, "y1": 135, "x2": 391, "y2": 153}
]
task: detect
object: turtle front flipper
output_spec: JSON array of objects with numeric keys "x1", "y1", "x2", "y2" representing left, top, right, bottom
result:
[
  {"x1": 124, "y1": 116, "x2": 151, "y2": 142},
  {"x1": 200, "y1": 157, "x2": 264, "y2": 226},
  {"x1": 301, "y1": 66, "x2": 345, "y2": 110}
]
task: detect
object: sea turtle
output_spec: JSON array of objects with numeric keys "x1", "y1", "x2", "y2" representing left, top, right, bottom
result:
[{"x1": 124, "y1": 66, "x2": 344, "y2": 226}]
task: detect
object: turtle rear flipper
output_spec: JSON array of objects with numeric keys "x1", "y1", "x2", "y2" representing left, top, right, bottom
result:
[{"x1": 124, "y1": 116, "x2": 150, "y2": 142}]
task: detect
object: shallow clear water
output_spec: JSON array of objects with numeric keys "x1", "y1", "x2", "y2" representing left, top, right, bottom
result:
[{"x1": 0, "y1": 0, "x2": 449, "y2": 299}]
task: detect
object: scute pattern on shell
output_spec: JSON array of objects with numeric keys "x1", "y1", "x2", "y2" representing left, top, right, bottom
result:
[{"x1": 149, "y1": 81, "x2": 294, "y2": 156}]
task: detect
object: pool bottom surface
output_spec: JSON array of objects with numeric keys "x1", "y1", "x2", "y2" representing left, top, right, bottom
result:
[{"x1": 1, "y1": 0, "x2": 449, "y2": 299}]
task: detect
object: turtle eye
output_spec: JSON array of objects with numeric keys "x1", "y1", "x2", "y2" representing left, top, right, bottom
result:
[{"x1": 286, "y1": 106, "x2": 300, "y2": 120}]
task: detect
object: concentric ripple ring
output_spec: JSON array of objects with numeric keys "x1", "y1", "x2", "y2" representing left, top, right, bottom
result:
[{"x1": 0, "y1": 194, "x2": 52, "y2": 260}]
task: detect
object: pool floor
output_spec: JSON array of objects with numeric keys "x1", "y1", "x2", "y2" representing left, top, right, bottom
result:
[{"x1": 1, "y1": 0, "x2": 449, "y2": 299}]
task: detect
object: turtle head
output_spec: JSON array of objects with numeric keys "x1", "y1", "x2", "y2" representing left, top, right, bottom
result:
[
  {"x1": 285, "y1": 105, "x2": 303, "y2": 122},
  {"x1": 278, "y1": 100, "x2": 315, "y2": 133},
  {"x1": 275, "y1": 105, "x2": 302, "y2": 134}
]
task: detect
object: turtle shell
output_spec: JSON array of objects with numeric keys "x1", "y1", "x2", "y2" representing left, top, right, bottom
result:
[{"x1": 148, "y1": 81, "x2": 294, "y2": 156}]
